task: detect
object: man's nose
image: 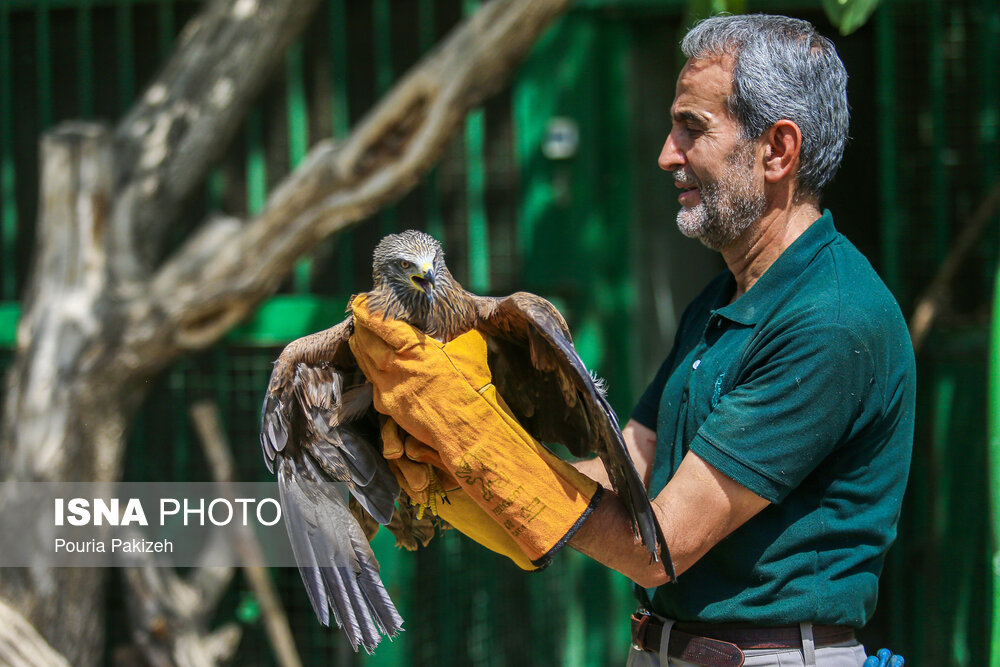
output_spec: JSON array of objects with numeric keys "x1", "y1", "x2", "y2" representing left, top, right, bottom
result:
[{"x1": 658, "y1": 131, "x2": 684, "y2": 172}]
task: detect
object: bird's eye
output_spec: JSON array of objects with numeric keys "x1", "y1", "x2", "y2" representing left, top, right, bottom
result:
[{"x1": 399, "y1": 260, "x2": 411, "y2": 270}]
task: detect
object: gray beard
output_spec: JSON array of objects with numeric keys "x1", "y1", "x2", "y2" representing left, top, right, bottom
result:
[{"x1": 675, "y1": 142, "x2": 766, "y2": 250}]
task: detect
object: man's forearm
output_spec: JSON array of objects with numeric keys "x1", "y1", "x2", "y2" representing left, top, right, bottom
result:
[
  {"x1": 569, "y1": 489, "x2": 673, "y2": 588},
  {"x1": 569, "y1": 451, "x2": 770, "y2": 589}
]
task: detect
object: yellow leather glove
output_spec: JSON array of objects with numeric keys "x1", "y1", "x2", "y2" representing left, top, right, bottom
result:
[
  {"x1": 380, "y1": 418, "x2": 537, "y2": 571},
  {"x1": 349, "y1": 294, "x2": 600, "y2": 568}
]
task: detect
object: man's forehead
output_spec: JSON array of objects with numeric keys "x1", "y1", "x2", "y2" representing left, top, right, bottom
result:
[{"x1": 671, "y1": 56, "x2": 735, "y2": 119}]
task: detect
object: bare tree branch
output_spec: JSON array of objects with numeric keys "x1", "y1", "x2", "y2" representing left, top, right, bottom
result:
[
  {"x1": 909, "y1": 179, "x2": 1000, "y2": 353},
  {"x1": 191, "y1": 401, "x2": 303, "y2": 667},
  {"x1": 112, "y1": 0, "x2": 325, "y2": 277},
  {"x1": 120, "y1": 559, "x2": 239, "y2": 667},
  {"x1": 0, "y1": 599, "x2": 73, "y2": 667},
  {"x1": 139, "y1": 0, "x2": 575, "y2": 358}
]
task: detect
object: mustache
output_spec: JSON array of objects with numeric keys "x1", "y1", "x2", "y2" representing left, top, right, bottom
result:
[{"x1": 673, "y1": 170, "x2": 701, "y2": 189}]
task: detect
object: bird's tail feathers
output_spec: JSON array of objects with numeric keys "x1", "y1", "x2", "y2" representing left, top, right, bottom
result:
[
  {"x1": 278, "y1": 457, "x2": 402, "y2": 652},
  {"x1": 357, "y1": 558, "x2": 405, "y2": 636}
]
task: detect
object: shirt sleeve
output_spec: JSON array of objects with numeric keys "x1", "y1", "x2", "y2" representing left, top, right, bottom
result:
[{"x1": 689, "y1": 320, "x2": 877, "y2": 504}]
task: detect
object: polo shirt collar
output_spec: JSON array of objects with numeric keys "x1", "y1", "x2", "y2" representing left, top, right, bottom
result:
[{"x1": 715, "y1": 210, "x2": 838, "y2": 326}]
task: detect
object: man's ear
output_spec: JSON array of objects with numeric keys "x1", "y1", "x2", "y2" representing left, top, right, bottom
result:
[{"x1": 762, "y1": 120, "x2": 802, "y2": 184}]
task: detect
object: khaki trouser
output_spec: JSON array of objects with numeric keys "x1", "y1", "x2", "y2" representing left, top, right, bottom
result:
[{"x1": 626, "y1": 619, "x2": 868, "y2": 667}]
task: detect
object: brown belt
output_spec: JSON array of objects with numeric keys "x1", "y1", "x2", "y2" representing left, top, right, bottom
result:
[{"x1": 630, "y1": 612, "x2": 856, "y2": 667}]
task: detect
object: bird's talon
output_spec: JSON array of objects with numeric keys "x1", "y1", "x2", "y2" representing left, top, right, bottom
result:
[{"x1": 410, "y1": 467, "x2": 449, "y2": 519}]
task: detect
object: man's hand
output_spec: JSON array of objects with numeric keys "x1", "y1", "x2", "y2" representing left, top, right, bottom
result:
[
  {"x1": 381, "y1": 417, "x2": 539, "y2": 571},
  {"x1": 349, "y1": 296, "x2": 599, "y2": 567}
]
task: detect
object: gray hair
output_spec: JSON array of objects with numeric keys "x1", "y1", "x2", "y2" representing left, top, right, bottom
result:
[{"x1": 681, "y1": 14, "x2": 849, "y2": 199}]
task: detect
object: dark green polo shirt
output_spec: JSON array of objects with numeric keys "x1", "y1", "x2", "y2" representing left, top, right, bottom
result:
[{"x1": 631, "y1": 211, "x2": 915, "y2": 627}]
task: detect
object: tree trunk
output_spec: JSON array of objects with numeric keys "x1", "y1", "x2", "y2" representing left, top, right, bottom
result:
[
  {"x1": 0, "y1": 124, "x2": 138, "y2": 666},
  {"x1": 0, "y1": 0, "x2": 575, "y2": 663}
]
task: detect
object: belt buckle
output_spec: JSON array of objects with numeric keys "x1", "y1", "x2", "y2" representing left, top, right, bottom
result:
[{"x1": 630, "y1": 609, "x2": 652, "y2": 651}]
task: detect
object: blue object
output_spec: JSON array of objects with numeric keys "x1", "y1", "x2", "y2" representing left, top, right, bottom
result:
[{"x1": 864, "y1": 648, "x2": 904, "y2": 666}]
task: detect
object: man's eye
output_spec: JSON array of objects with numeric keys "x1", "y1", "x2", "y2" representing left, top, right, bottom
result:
[{"x1": 400, "y1": 260, "x2": 412, "y2": 270}]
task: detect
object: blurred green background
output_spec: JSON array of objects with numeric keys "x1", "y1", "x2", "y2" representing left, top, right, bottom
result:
[{"x1": 1, "y1": 0, "x2": 998, "y2": 664}]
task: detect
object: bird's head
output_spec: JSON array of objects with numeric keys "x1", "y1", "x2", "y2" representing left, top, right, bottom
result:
[{"x1": 372, "y1": 230, "x2": 446, "y2": 311}]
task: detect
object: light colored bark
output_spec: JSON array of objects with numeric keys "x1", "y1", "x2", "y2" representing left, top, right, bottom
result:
[
  {"x1": 0, "y1": 599, "x2": 73, "y2": 667},
  {"x1": 120, "y1": 558, "x2": 239, "y2": 667},
  {"x1": 0, "y1": 126, "x2": 122, "y2": 665},
  {"x1": 113, "y1": 0, "x2": 326, "y2": 276}
]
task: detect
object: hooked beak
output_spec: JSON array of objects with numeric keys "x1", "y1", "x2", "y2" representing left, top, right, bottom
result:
[{"x1": 409, "y1": 262, "x2": 436, "y2": 301}]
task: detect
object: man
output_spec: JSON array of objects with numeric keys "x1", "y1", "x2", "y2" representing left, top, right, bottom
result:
[
  {"x1": 351, "y1": 13, "x2": 914, "y2": 667},
  {"x1": 565, "y1": 14, "x2": 916, "y2": 666}
]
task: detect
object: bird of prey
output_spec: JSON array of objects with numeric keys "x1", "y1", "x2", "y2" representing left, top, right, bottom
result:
[{"x1": 260, "y1": 230, "x2": 671, "y2": 652}]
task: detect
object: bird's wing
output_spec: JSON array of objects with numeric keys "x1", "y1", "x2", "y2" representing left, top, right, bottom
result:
[
  {"x1": 474, "y1": 292, "x2": 673, "y2": 577},
  {"x1": 260, "y1": 315, "x2": 404, "y2": 652}
]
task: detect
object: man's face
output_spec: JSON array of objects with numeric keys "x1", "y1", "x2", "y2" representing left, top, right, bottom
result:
[{"x1": 658, "y1": 57, "x2": 766, "y2": 250}]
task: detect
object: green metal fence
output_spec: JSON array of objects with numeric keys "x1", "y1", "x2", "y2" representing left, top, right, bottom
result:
[{"x1": 2, "y1": 0, "x2": 1000, "y2": 665}]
